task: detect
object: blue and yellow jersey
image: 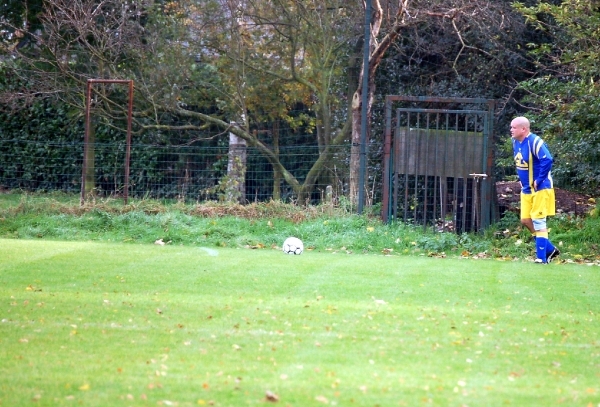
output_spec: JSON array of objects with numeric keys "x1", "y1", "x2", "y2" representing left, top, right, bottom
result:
[{"x1": 513, "y1": 133, "x2": 553, "y2": 194}]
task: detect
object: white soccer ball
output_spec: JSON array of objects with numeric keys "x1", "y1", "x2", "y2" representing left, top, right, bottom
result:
[{"x1": 282, "y1": 236, "x2": 304, "y2": 255}]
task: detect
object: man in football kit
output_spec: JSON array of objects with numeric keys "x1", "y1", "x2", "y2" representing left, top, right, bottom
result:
[{"x1": 510, "y1": 116, "x2": 560, "y2": 263}]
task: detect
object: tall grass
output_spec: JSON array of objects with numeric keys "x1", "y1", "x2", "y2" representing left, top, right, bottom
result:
[{"x1": 1, "y1": 191, "x2": 599, "y2": 263}]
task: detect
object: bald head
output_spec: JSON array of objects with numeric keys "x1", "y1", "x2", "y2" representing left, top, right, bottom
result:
[{"x1": 510, "y1": 116, "x2": 531, "y2": 141}]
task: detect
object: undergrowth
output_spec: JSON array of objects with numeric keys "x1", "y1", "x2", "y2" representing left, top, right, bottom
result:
[{"x1": 1, "y1": 192, "x2": 599, "y2": 263}]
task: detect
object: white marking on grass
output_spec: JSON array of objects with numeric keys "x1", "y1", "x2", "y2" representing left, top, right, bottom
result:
[{"x1": 200, "y1": 247, "x2": 219, "y2": 257}]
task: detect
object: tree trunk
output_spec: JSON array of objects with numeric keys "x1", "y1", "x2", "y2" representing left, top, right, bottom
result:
[
  {"x1": 349, "y1": 0, "x2": 384, "y2": 207},
  {"x1": 84, "y1": 120, "x2": 96, "y2": 197},
  {"x1": 349, "y1": 78, "x2": 374, "y2": 207},
  {"x1": 226, "y1": 124, "x2": 247, "y2": 203},
  {"x1": 349, "y1": 0, "x2": 414, "y2": 207},
  {"x1": 272, "y1": 120, "x2": 281, "y2": 201}
]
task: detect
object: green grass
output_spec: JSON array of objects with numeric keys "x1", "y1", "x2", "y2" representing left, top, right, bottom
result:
[{"x1": 1, "y1": 238, "x2": 599, "y2": 406}]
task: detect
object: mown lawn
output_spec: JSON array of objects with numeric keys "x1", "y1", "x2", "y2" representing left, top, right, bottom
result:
[{"x1": 1, "y1": 238, "x2": 599, "y2": 406}]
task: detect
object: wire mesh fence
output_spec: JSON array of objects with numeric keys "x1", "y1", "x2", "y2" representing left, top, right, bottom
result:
[{"x1": 0, "y1": 138, "x2": 353, "y2": 204}]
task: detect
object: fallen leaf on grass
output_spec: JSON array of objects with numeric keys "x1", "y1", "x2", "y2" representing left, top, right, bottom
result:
[
  {"x1": 315, "y1": 395, "x2": 328, "y2": 404},
  {"x1": 265, "y1": 390, "x2": 279, "y2": 402},
  {"x1": 509, "y1": 371, "x2": 522, "y2": 378}
]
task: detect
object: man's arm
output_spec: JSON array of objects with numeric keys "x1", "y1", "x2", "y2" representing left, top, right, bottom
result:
[{"x1": 532, "y1": 137, "x2": 553, "y2": 189}]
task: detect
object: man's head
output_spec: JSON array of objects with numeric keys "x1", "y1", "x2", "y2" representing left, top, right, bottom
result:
[{"x1": 510, "y1": 116, "x2": 531, "y2": 141}]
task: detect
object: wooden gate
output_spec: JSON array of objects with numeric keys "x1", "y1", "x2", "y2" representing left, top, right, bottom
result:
[{"x1": 382, "y1": 96, "x2": 497, "y2": 233}]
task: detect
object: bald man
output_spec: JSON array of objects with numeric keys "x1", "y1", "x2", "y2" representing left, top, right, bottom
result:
[{"x1": 510, "y1": 116, "x2": 559, "y2": 263}]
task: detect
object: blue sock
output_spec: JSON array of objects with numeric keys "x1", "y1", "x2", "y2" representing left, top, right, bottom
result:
[
  {"x1": 546, "y1": 240, "x2": 556, "y2": 255},
  {"x1": 536, "y1": 233, "x2": 548, "y2": 263}
]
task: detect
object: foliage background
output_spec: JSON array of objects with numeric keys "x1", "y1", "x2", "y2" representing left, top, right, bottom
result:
[{"x1": 1, "y1": 0, "x2": 599, "y2": 202}]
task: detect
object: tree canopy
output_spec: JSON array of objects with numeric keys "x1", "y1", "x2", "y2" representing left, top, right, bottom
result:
[
  {"x1": 1, "y1": 0, "x2": 599, "y2": 200},
  {"x1": 512, "y1": 0, "x2": 600, "y2": 193}
]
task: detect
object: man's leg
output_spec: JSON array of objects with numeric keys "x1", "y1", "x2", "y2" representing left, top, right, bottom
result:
[
  {"x1": 533, "y1": 218, "x2": 548, "y2": 263},
  {"x1": 546, "y1": 242, "x2": 560, "y2": 262},
  {"x1": 520, "y1": 218, "x2": 535, "y2": 234},
  {"x1": 531, "y1": 190, "x2": 558, "y2": 263},
  {"x1": 520, "y1": 193, "x2": 536, "y2": 242}
]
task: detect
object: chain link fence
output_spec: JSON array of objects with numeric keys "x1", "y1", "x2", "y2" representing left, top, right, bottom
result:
[{"x1": 0, "y1": 138, "x2": 353, "y2": 204}]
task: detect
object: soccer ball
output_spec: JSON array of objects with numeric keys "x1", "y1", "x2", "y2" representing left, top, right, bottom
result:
[{"x1": 282, "y1": 237, "x2": 303, "y2": 255}]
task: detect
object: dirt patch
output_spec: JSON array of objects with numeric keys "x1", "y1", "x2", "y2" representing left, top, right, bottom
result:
[{"x1": 496, "y1": 181, "x2": 595, "y2": 217}]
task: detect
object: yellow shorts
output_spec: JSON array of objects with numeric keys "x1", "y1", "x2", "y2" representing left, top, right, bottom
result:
[{"x1": 521, "y1": 189, "x2": 556, "y2": 220}]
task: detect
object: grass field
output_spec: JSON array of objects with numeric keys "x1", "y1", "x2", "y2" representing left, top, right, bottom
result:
[{"x1": 1, "y1": 238, "x2": 599, "y2": 406}]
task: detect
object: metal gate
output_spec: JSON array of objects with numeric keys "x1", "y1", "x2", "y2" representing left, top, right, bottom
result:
[{"x1": 382, "y1": 96, "x2": 496, "y2": 233}]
